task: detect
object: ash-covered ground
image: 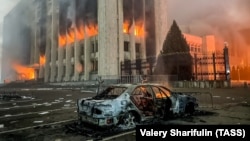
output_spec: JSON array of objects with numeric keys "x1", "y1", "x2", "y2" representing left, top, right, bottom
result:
[{"x1": 0, "y1": 82, "x2": 249, "y2": 141}]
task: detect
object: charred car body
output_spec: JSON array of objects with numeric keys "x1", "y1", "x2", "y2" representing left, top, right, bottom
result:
[{"x1": 77, "y1": 83, "x2": 198, "y2": 129}]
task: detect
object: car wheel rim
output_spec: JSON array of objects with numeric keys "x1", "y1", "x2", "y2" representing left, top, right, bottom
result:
[{"x1": 123, "y1": 113, "x2": 136, "y2": 129}]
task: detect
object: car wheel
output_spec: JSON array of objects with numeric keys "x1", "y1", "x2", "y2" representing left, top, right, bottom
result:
[{"x1": 120, "y1": 112, "x2": 138, "y2": 129}]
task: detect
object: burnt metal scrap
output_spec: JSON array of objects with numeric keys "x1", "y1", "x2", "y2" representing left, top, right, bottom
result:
[
  {"x1": 0, "y1": 91, "x2": 21, "y2": 100},
  {"x1": 0, "y1": 90, "x2": 34, "y2": 101},
  {"x1": 76, "y1": 83, "x2": 202, "y2": 129}
]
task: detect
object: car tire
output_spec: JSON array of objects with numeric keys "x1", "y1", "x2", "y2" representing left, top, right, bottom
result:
[{"x1": 120, "y1": 112, "x2": 138, "y2": 129}]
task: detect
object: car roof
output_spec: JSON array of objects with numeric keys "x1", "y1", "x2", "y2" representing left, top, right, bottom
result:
[
  {"x1": 106, "y1": 83, "x2": 171, "y2": 91},
  {"x1": 107, "y1": 83, "x2": 165, "y2": 87}
]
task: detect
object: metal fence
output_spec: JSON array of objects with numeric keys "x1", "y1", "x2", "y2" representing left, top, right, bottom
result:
[{"x1": 121, "y1": 47, "x2": 230, "y2": 81}]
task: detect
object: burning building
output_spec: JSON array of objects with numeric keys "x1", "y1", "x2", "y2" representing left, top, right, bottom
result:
[
  {"x1": 1, "y1": 0, "x2": 168, "y2": 83},
  {"x1": 1, "y1": 0, "x2": 35, "y2": 82}
]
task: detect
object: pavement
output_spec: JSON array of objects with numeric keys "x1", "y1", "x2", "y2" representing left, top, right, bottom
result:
[{"x1": 0, "y1": 82, "x2": 249, "y2": 141}]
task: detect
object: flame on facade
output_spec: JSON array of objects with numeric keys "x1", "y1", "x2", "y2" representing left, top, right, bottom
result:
[
  {"x1": 134, "y1": 24, "x2": 145, "y2": 37},
  {"x1": 59, "y1": 21, "x2": 144, "y2": 47},
  {"x1": 12, "y1": 63, "x2": 35, "y2": 80},
  {"x1": 58, "y1": 23, "x2": 98, "y2": 47},
  {"x1": 123, "y1": 21, "x2": 145, "y2": 37},
  {"x1": 40, "y1": 55, "x2": 45, "y2": 66},
  {"x1": 123, "y1": 21, "x2": 130, "y2": 34},
  {"x1": 58, "y1": 34, "x2": 66, "y2": 47}
]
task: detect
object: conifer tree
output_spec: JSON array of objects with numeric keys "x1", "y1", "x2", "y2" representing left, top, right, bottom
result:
[{"x1": 154, "y1": 20, "x2": 193, "y2": 80}]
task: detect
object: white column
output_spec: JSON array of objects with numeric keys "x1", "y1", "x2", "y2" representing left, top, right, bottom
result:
[
  {"x1": 50, "y1": 0, "x2": 58, "y2": 82},
  {"x1": 141, "y1": 0, "x2": 147, "y2": 75},
  {"x1": 44, "y1": 0, "x2": 52, "y2": 83},
  {"x1": 84, "y1": 27, "x2": 91, "y2": 80},
  {"x1": 98, "y1": 0, "x2": 119, "y2": 78},
  {"x1": 74, "y1": 36, "x2": 80, "y2": 81},
  {"x1": 57, "y1": 46, "x2": 64, "y2": 82},
  {"x1": 117, "y1": 0, "x2": 124, "y2": 75},
  {"x1": 130, "y1": 20, "x2": 136, "y2": 75},
  {"x1": 65, "y1": 36, "x2": 72, "y2": 81}
]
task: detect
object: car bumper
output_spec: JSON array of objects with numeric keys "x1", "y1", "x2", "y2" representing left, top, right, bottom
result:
[{"x1": 79, "y1": 115, "x2": 119, "y2": 127}]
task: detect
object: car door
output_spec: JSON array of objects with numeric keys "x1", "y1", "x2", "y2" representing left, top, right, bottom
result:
[
  {"x1": 151, "y1": 86, "x2": 172, "y2": 117},
  {"x1": 130, "y1": 86, "x2": 154, "y2": 116}
]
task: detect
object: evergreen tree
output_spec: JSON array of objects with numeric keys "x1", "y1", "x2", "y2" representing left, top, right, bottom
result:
[{"x1": 154, "y1": 20, "x2": 193, "y2": 80}]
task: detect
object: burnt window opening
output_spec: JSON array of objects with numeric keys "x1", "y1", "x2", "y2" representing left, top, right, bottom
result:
[
  {"x1": 56, "y1": 49, "x2": 58, "y2": 60},
  {"x1": 91, "y1": 60, "x2": 98, "y2": 73},
  {"x1": 96, "y1": 42, "x2": 98, "y2": 52},
  {"x1": 80, "y1": 60, "x2": 84, "y2": 75},
  {"x1": 124, "y1": 41, "x2": 129, "y2": 52},
  {"x1": 81, "y1": 44, "x2": 84, "y2": 55},
  {"x1": 92, "y1": 42, "x2": 95, "y2": 53},
  {"x1": 136, "y1": 43, "x2": 140, "y2": 53},
  {"x1": 55, "y1": 66, "x2": 58, "y2": 79},
  {"x1": 91, "y1": 41, "x2": 98, "y2": 53},
  {"x1": 72, "y1": 46, "x2": 74, "y2": 57},
  {"x1": 63, "y1": 48, "x2": 66, "y2": 59},
  {"x1": 62, "y1": 66, "x2": 66, "y2": 77},
  {"x1": 70, "y1": 64, "x2": 74, "y2": 77}
]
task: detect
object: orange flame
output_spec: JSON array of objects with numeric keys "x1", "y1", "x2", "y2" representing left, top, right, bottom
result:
[
  {"x1": 58, "y1": 34, "x2": 66, "y2": 47},
  {"x1": 40, "y1": 55, "x2": 45, "y2": 66},
  {"x1": 12, "y1": 63, "x2": 35, "y2": 80},
  {"x1": 134, "y1": 24, "x2": 145, "y2": 37},
  {"x1": 58, "y1": 23, "x2": 98, "y2": 47},
  {"x1": 123, "y1": 21, "x2": 130, "y2": 34},
  {"x1": 86, "y1": 24, "x2": 98, "y2": 37},
  {"x1": 123, "y1": 21, "x2": 145, "y2": 37}
]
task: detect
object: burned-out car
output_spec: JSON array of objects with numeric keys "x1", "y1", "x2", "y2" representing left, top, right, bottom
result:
[{"x1": 77, "y1": 83, "x2": 198, "y2": 129}]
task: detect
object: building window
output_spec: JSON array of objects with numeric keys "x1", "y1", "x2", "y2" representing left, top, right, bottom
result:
[
  {"x1": 92, "y1": 42, "x2": 95, "y2": 53},
  {"x1": 55, "y1": 66, "x2": 58, "y2": 79},
  {"x1": 124, "y1": 41, "x2": 129, "y2": 52},
  {"x1": 63, "y1": 48, "x2": 66, "y2": 59},
  {"x1": 191, "y1": 47, "x2": 194, "y2": 52},
  {"x1": 136, "y1": 43, "x2": 140, "y2": 53},
  {"x1": 95, "y1": 60, "x2": 98, "y2": 71},
  {"x1": 91, "y1": 60, "x2": 98, "y2": 72},
  {"x1": 63, "y1": 66, "x2": 66, "y2": 77},
  {"x1": 80, "y1": 60, "x2": 84, "y2": 74},
  {"x1": 71, "y1": 64, "x2": 74, "y2": 77},
  {"x1": 96, "y1": 42, "x2": 98, "y2": 52},
  {"x1": 72, "y1": 46, "x2": 74, "y2": 57},
  {"x1": 80, "y1": 44, "x2": 84, "y2": 55}
]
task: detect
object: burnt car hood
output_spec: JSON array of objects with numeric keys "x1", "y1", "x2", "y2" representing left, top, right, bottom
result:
[{"x1": 78, "y1": 93, "x2": 131, "y2": 117}]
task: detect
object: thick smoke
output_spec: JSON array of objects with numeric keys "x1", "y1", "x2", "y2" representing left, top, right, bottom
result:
[
  {"x1": 59, "y1": 0, "x2": 97, "y2": 35},
  {"x1": 123, "y1": 0, "x2": 156, "y2": 57},
  {"x1": 1, "y1": 0, "x2": 33, "y2": 81},
  {"x1": 59, "y1": 0, "x2": 156, "y2": 58},
  {"x1": 168, "y1": 0, "x2": 250, "y2": 64}
]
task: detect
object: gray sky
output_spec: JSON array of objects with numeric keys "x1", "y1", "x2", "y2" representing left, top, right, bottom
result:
[
  {"x1": 0, "y1": 0, "x2": 20, "y2": 23},
  {"x1": 0, "y1": 0, "x2": 20, "y2": 81}
]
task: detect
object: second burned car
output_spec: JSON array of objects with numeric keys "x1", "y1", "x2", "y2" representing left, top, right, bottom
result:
[{"x1": 77, "y1": 83, "x2": 198, "y2": 129}]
